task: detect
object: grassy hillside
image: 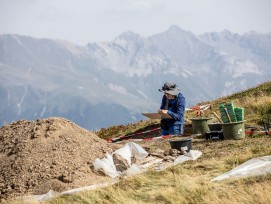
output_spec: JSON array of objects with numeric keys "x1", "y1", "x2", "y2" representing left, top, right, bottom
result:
[
  {"x1": 98, "y1": 80, "x2": 271, "y2": 140},
  {"x1": 192, "y1": 80, "x2": 271, "y2": 127},
  {"x1": 45, "y1": 137, "x2": 270, "y2": 204},
  {"x1": 6, "y1": 81, "x2": 271, "y2": 204},
  {"x1": 44, "y1": 81, "x2": 271, "y2": 204}
]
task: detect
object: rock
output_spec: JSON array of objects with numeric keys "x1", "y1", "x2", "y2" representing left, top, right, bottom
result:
[{"x1": 113, "y1": 153, "x2": 130, "y2": 172}]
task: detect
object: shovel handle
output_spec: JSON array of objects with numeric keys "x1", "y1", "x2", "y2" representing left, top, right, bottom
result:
[
  {"x1": 213, "y1": 112, "x2": 223, "y2": 123},
  {"x1": 224, "y1": 108, "x2": 232, "y2": 123}
]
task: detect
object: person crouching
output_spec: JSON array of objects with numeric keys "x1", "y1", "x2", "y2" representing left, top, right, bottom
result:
[{"x1": 158, "y1": 82, "x2": 186, "y2": 136}]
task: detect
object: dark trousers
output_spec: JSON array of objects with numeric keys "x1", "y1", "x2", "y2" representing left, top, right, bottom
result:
[{"x1": 162, "y1": 124, "x2": 184, "y2": 136}]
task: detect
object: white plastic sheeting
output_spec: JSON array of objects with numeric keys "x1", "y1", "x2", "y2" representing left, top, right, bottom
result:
[
  {"x1": 127, "y1": 142, "x2": 149, "y2": 159},
  {"x1": 93, "y1": 144, "x2": 202, "y2": 177},
  {"x1": 173, "y1": 150, "x2": 202, "y2": 165},
  {"x1": 114, "y1": 144, "x2": 133, "y2": 165},
  {"x1": 92, "y1": 153, "x2": 119, "y2": 178},
  {"x1": 33, "y1": 190, "x2": 60, "y2": 202},
  {"x1": 212, "y1": 155, "x2": 271, "y2": 181},
  {"x1": 19, "y1": 181, "x2": 118, "y2": 202},
  {"x1": 93, "y1": 142, "x2": 148, "y2": 178},
  {"x1": 17, "y1": 143, "x2": 202, "y2": 202}
]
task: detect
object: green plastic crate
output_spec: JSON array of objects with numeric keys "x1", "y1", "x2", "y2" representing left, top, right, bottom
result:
[
  {"x1": 234, "y1": 107, "x2": 244, "y2": 122},
  {"x1": 225, "y1": 101, "x2": 237, "y2": 122},
  {"x1": 219, "y1": 104, "x2": 230, "y2": 123}
]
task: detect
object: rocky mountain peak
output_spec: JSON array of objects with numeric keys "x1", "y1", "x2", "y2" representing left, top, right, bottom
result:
[{"x1": 0, "y1": 27, "x2": 270, "y2": 130}]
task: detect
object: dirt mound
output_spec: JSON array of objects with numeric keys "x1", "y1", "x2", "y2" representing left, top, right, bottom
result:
[{"x1": 0, "y1": 117, "x2": 114, "y2": 200}]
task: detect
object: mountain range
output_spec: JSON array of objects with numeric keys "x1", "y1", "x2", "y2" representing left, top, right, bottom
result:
[{"x1": 0, "y1": 25, "x2": 270, "y2": 130}]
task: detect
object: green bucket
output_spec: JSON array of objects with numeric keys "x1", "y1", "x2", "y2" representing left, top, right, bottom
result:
[
  {"x1": 190, "y1": 118, "x2": 213, "y2": 135},
  {"x1": 222, "y1": 121, "x2": 245, "y2": 140}
]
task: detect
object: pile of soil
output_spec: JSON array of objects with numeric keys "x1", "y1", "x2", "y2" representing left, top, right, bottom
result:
[{"x1": 0, "y1": 117, "x2": 115, "y2": 200}]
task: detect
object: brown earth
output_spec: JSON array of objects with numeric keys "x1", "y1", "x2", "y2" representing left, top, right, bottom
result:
[{"x1": 0, "y1": 117, "x2": 118, "y2": 200}]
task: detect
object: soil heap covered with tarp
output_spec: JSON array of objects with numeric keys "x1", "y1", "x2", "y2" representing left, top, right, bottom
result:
[{"x1": 0, "y1": 117, "x2": 114, "y2": 200}]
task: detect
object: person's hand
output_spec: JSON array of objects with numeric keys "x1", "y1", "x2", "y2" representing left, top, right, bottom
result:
[{"x1": 158, "y1": 109, "x2": 168, "y2": 115}]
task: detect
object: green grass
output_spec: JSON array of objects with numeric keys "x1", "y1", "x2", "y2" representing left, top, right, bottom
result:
[
  {"x1": 5, "y1": 81, "x2": 271, "y2": 204},
  {"x1": 95, "y1": 120, "x2": 160, "y2": 140},
  {"x1": 97, "y1": 81, "x2": 271, "y2": 139},
  {"x1": 47, "y1": 81, "x2": 271, "y2": 203},
  {"x1": 43, "y1": 135, "x2": 271, "y2": 204},
  {"x1": 186, "y1": 80, "x2": 271, "y2": 127}
]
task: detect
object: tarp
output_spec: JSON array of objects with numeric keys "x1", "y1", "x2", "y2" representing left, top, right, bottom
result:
[
  {"x1": 17, "y1": 143, "x2": 202, "y2": 202},
  {"x1": 211, "y1": 155, "x2": 271, "y2": 181}
]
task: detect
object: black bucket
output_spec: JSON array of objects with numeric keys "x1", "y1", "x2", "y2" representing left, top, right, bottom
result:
[
  {"x1": 205, "y1": 131, "x2": 224, "y2": 140},
  {"x1": 208, "y1": 123, "x2": 222, "y2": 131},
  {"x1": 169, "y1": 138, "x2": 192, "y2": 153}
]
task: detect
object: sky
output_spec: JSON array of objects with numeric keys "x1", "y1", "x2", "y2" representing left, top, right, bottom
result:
[{"x1": 0, "y1": 0, "x2": 270, "y2": 46}]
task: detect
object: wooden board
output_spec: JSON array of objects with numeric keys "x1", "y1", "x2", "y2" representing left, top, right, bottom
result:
[{"x1": 142, "y1": 112, "x2": 172, "y2": 120}]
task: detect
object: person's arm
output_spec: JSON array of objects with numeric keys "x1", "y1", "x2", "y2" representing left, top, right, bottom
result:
[
  {"x1": 160, "y1": 95, "x2": 167, "y2": 109},
  {"x1": 167, "y1": 94, "x2": 186, "y2": 121}
]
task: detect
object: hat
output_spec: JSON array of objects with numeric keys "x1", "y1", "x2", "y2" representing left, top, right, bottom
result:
[{"x1": 159, "y1": 82, "x2": 180, "y2": 96}]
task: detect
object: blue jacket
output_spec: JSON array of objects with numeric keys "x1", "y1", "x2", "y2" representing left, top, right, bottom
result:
[{"x1": 160, "y1": 93, "x2": 186, "y2": 125}]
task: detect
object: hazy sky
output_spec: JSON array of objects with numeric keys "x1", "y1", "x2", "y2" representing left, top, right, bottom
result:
[{"x1": 0, "y1": 0, "x2": 270, "y2": 45}]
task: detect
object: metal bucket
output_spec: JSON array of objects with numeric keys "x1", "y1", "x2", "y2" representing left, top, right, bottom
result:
[
  {"x1": 190, "y1": 118, "x2": 213, "y2": 135},
  {"x1": 222, "y1": 121, "x2": 245, "y2": 139}
]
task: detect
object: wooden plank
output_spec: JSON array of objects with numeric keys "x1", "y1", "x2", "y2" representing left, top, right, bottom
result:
[{"x1": 142, "y1": 112, "x2": 172, "y2": 120}]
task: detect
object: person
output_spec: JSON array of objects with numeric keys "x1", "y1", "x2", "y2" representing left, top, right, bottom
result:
[{"x1": 158, "y1": 82, "x2": 186, "y2": 136}]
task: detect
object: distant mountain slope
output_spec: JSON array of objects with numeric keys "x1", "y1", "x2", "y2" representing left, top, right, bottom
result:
[
  {"x1": 199, "y1": 30, "x2": 271, "y2": 66},
  {"x1": 0, "y1": 25, "x2": 270, "y2": 129}
]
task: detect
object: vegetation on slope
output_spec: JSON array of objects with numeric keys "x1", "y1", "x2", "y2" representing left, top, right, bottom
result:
[
  {"x1": 46, "y1": 135, "x2": 271, "y2": 204},
  {"x1": 6, "y1": 81, "x2": 270, "y2": 204},
  {"x1": 97, "y1": 80, "x2": 271, "y2": 139},
  {"x1": 194, "y1": 80, "x2": 271, "y2": 127},
  {"x1": 44, "y1": 81, "x2": 271, "y2": 204}
]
